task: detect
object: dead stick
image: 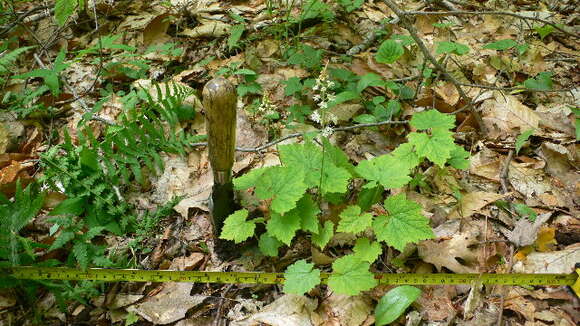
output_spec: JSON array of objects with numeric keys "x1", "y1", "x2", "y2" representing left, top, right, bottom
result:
[{"x1": 203, "y1": 77, "x2": 237, "y2": 240}]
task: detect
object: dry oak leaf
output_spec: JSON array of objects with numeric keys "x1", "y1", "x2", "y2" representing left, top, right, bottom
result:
[
  {"x1": 418, "y1": 220, "x2": 483, "y2": 273},
  {"x1": 447, "y1": 191, "x2": 510, "y2": 219}
]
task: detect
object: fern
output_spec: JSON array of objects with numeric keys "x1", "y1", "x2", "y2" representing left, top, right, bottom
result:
[
  {"x1": 0, "y1": 46, "x2": 34, "y2": 83},
  {"x1": 0, "y1": 181, "x2": 44, "y2": 267}
]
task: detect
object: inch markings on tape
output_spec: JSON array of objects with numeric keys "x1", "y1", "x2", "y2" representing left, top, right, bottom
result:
[{"x1": 5, "y1": 266, "x2": 578, "y2": 287}]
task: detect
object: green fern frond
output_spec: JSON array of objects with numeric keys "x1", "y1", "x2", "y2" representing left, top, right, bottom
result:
[{"x1": 0, "y1": 46, "x2": 34, "y2": 81}]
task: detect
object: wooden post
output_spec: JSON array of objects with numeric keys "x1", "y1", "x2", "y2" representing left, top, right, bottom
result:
[{"x1": 203, "y1": 77, "x2": 237, "y2": 241}]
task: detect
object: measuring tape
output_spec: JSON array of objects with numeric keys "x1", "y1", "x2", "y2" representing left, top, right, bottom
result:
[{"x1": 5, "y1": 267, "x2": 579, "y2": 291}]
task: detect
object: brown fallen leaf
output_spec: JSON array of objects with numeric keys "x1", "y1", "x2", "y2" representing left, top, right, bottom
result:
[
  {"x1": 448, "y1": 191, "x2": 510, "y2": 219},
  {"x1": 126, "y1": 283, "x2": 206, "y2": 325}
]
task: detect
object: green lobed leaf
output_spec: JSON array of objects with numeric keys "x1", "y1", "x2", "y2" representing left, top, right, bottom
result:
[
  {"x1": 355, "y1": 154, "x2": 412, "y2": 189},
  {"x1": 219, "y1": 209, "x2": 256, "y2": 243},
  {"x1": 353, "y1": 238, "x2": 382, "y2": 263},
  {"x1": 267, "y1": 209, "x2": 302, "y2": 245},
  {"x1": 328, "y1": 254, "x2": 377, "y2": 295},
  {"x1": 234, "y1": 166, "x2": 308, "y2": 215},
  {"x1": 390, "y1": 143, "x2": 421, "y2": 170},
  {"x1": 375, "y1": 286, "x2": 422, "y2": 325},
  {"x1": 483, "y1": 39, "x2": 518, "y2": 51},
  {"x1": 279, "y1": 142, "x2": 351, "y2": 194},
  {"x1": 408, "y1": 129, "x2": 455, "y2": 167},
  {"x1": 299, "y1": 194, "x2": 320, "y2": 233},
  {"x1": 448, "y1": 145, "x2": 470, "y2": 170},
  {"x1": 372, "y1": 194, "x2": 434, "y2": 251},
  {"x1": 283, "y1": 260, "x2": 321, "y2": 295},
  {"x1": 376, "y1": 40, "x2": 404, "y2": 64},
  {"x1": 258, "y1": 233, "x2": 283, "y2": 257},
  {"x1": 337, "y1": 205, "x2": 373, "y2": 234},
  {"x1": 410, "y1": 110, "x2": 455, "y2": 131},
  {"x1": 311, "y1": 221, "x2": 334, "y2": 250}
]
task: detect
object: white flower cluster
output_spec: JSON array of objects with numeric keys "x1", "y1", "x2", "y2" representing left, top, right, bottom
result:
[
  {"x1": 257, "y1": 95, "x2": 277, "y2": 116},
  {"x1": 309, "y1": 67, "x2": 338, "y2": 131}
]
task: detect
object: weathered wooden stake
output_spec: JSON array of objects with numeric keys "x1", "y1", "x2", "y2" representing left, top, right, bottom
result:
[{"x1": 203, "y1": 77, "x2": 237, "y2": 242}]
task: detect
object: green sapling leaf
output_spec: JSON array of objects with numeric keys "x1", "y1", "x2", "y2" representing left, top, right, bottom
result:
[
  {"x1": 375, "y1": 286, "x2": 421, "y2": 325},
  {"x1": 283, "y1": 260, "x2": 321, "y2": 295},
  {"x1": 372, "y1": 194, "x2": 434, "y2": 251},
  {"x1": 220, "y1": 209, "x2": 256, "y2": 243}
]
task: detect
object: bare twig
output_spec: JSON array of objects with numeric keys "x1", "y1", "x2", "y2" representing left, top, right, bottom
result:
[
  {"x1": 500, "y1": 150, "x2": 514, "y2": 194},
  {"x1": 191, "y1": 119, "x2": 409, "y2": 153},
  {"x1": 402, "y1": 10, "x2": 579, "y2": 39},
  {"x1": 381, "y1": 0, "x2": 487, "y2": 135},
  {"x1": 0, "y1": 5, "x2": 51, "y2": 37}
]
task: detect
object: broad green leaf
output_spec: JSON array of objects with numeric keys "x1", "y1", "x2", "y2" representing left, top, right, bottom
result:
[
  {"x1": 220, "y1": 209, "x2": 256, "y2": 243},
  {"x1": 234, "y1": 166, "x2": 307, "y2": 215},
  {"x1": 320, "y1": 162, "x2": 351, "y2": 195},
  {"x1": 283, "y1": 260, "x2": 321, "y2": 295},
  {"x1": 483, "y1": 39, "x2": 517, "y2": 50},
  {"x1": 515, "y1": 128, "x2": 535, "y2": 154},
  {"x1": 535, "y1": 25, "x2": 554, "y2": 40},
  {"x1": 279, "y1": 142, "x2": 350, "y2": 194},
  {"x1": 355, "y1": 154, "x2": 412, "y2": 189},
  {"x1": 524, "y1": 72, "x2": 553, "y2": 91},
  {"x1": 279, "y1": 142, "x2": 321, "y2": 187},
  {"x1": 267, "y1": 209, "x2": 302, "y2": 245},
  {"x1": 328, "y1": 254, "x2": 377, "y2": 295},
  {"x1": 50, "y1": 197, "x2": 86, "y2": 216},
  {"x1": 448, "y1": 145, "x2": 470, "y2": 170},
  {"x1": 408, "y1": 129, "x2": 455, "y2": 167},
  {"x1": 436, "y1": 41, "x2": 469, "y2": 55},
  {"x1": 312, "y1": 221, "x2": 334, "y2": 249},
  {"x1": 284, "y1": 77, "x2": 303, "y2": 96},
  {"x1": 337, "y1": 205, "x2": 373, "y2": 234},
  {"x1": 375, "y1": 286, "x2": 421, "y2": 325},
  {"x1": 372, "y1": 194, "x2": 434, "y2": 251},
  {"x1": 228, "y1": 24, "x2": 244, "y2": 50},
  {"x1": 390, "y1": 143, "x2": 420, "y2": 170},
  {"x1": 410, "y1": 110, "x2": 455, "y2": 131},
  {"x1": 299, "y1": 194, "x2": 320, "y2": 233},
  {"x1": 376, "y1": 40, "x2": 404, "y2": 64},
  {"x1": 338, "y1": 0, "x2": 365, "y2": 13},
  {"x1": 357, "y1": 73, "x2": 384, "y2": 94},
  {"x1": 322, "y1": 138, "x2": 355, "y2": 174},
  {"x1": 353, "y1": 238, "x2": 382, "y2": 263},
  {"x1": 259, "y1": 233, "x2": 283, "y2": 257},
  {"x1": 55, "y1": 0, "x2": 77, "y2": 26}
]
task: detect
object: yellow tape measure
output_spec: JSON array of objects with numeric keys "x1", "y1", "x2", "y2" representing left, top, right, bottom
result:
[{"x1": 5, "y1": 266, "x2": 578, "y2": 288}]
